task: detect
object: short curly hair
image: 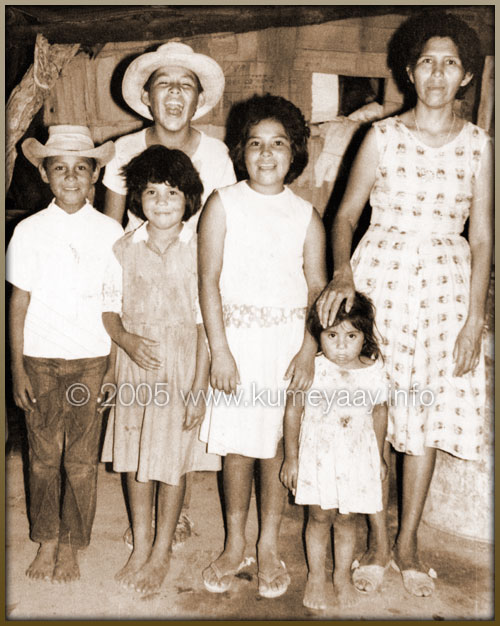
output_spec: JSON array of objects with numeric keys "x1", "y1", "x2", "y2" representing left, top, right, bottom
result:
[
  {"x1": 229, "y1": 94, "x2": 310, "y2": 185},
  {"x1": 388, "y1": 11, "x2": 483, "y2": 100},
  {"x1": 308, "y1": 290, "x2": 382, "y2": 361},
  {"x1": 121, "y1": 145, "x2": 203, "y2": 222}
]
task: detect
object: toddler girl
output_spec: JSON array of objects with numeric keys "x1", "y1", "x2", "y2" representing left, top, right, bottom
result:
[
  {"x1": 101, "y1": 145, "x2": 220, "y2": 594},
  {"x1": 198, "y1": 94, "x2": 327, "y2": 598},
  {"x1": 281, "y1": 291, "x2": 388, "y2": 610}
]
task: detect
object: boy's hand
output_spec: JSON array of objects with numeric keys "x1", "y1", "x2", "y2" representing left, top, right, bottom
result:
[
  {"x1": 183, "y1": 388, "x2": 207, "y2": 431},
  {"x1": 97, "y1": 367, "x2": 116, "y2": 414},
  {"x1": 122, "y1": 332, "x2": 162, "y2": 371},
  {"x1": 210, "y1": 349, "x2": 240, "y2": 395},
  {"x1": 280, "y1": 457, "x2": 298, "y2": 495},
  {"x1": 380, "y1": 459, "x2": 388, "y2": 482},
  {"x1": 284, "y1": 348, "x2": 315, "y2": 391},
  {"x1": 12, "y1": 366, "x2": 36, "y2": 413}
]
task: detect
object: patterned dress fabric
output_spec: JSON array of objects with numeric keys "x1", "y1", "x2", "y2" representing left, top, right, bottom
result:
[
  {"x1": 200, "y1": 181, "x2": 313, "y2": 459},
  {"x1": 295, "y1": 354, "x2": 386, "y2": 514},
  {"x1": 102, "y1": 224, "x2": 220, "y2": 484},
  {"x1": 351, "y1": 117, "x2": 490, "y2": 460}
]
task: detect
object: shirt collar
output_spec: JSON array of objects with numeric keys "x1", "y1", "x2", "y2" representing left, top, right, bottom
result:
[
  {"x1": 48, "y1": 199, "x2": 94, "y2": 217},
  {"x1": 131, "y1": 221, "x2": 195, "y2": 244}
]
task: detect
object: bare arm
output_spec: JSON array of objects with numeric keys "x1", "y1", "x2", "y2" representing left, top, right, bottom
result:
[
  {"x1": 102, "y1": 312, "x2": 161, "y2": 371},
  {"x1": 103, "y1": 188, "x2": 126, "y2": 224},
  {"x1": 184, "y1": 324, "x2": 211, "y2": 430},
  {"x1": 317, "y1": 127, "x2": 379, "y2": 327},
  {"x1": 9, "y1": 286, "x2": 36, "y2": 412},
  {"x1": 280, "y1": 391, "x2": 305, "y2": 495},
  {"x1": 198, "y1": 192, "x2": 240, "y2": 394},
  {"x1": 284, "y1": 208, "x2": 327, "y2": 390},
  {"x1": 453, "y1": 139, "x2": 493, "y2": 376}
]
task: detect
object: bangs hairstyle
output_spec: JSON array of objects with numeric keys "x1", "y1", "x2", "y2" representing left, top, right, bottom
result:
[
  {"x1": 308, "y1": 290, "x2": 382, "y2": 361},
  {"x1": 121, "y1": 145, "x2": 203, "y2": 222},
  {"x1": 388, "y1": 11, "x2": 483, "y2": 100},
  {"x1": 229, "y1": 93, "x2": 310, "y2": 184}
]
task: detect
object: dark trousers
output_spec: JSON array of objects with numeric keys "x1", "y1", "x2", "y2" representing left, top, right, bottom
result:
[{"x1": 23, "y1": 355, "x2": 108, "y2": 548}]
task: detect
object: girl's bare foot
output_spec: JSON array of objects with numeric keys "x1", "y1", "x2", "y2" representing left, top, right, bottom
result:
[
  {"x1": 115, "y1": 545, "x2": 151, "y2": 589},
  {"x1": 333, "y1": 574, "x2": 358, "y2": 608},
  {"x1": 26, "y1": 541, "x2": 58, "y2": 581},
  {"x1": 132, "y1": 554, "x2": 171, "y2": 594},
  {"x1": 303, "y1": 573, "x2": 328, "y2": 610},
  {"x1": 52, "y1": 543, "x2": 80, "y2": 583}
]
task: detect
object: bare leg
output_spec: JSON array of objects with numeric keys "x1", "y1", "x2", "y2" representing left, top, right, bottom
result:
[
  {"x1": 202, "y1": 454, "x2": 254, "y2": 589},
  {"x1": 332, "y1": 513, "x2": 358, "y2": 607},
  {"x1": 133, "y1": 476, "x2": 186, "y2": 594},
  {"x1": 394, "y1": 447, "x2": 436, "y2": 574},
  {"x1": 303, "y1": 506, "x2": 334, "y2": 610},
  {"x1": 26, "y1": 540, "x2": 58, "y2": 581},
  {"x1": 115, "y1": 474, "x2": 154, "y2": 588},
  {"x1": 257, "y1": 440, "x2": 290, "y2": 596}
]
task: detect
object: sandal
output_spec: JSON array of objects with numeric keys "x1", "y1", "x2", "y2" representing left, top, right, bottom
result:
[
  {"x1": 203, "y1": 556, "x2": 255, "y2": 593},
  {"x1": 258, "y1": 560, "x2": 291, "y2": 599},
  {"x1": 391, "y1": 559, "x2": 437, "y2": 597},
  {"x1": 351, "y1": 558, "x2": 391, "y2": 593}
]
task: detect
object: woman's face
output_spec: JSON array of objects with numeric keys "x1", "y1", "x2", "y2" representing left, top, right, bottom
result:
[{"x1": 407, "y1": 36, "x2": 472, "y2": 108}]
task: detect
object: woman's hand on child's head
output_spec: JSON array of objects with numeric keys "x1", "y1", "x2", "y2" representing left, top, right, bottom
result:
[
  {"x1": 317, "y1": 271, "x2": 356, "y2": 328},
  {"x1": 12, "y1": 367, "x2": 37, "y2": 413},
  {"x1": 184, "y1": 389, "x2": 207, "y2": 431},
  {"x1": 122, "y1": 332, "x2": 162, "y2": 371},
  {"x1": 284, "y1": 349, "x2": 315, "y2": 391},
  {"x1": 280, "y1": 457, "x2": 298, "y2": 496},
  {"x1": 210, "y1": 349, "x2": 240, "y2": 395},
  {"x1": 452, "y1": 318, "x2": 484, "y2": 377}
]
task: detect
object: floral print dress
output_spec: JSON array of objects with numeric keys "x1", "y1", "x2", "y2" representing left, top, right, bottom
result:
[{"x1": 351, "y1": 117, "x2": 490, "y2": 460}]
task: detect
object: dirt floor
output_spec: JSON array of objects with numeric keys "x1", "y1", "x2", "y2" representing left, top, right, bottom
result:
[{"x1": 5, "y1": 430, "x2": 494, "y2": 621}]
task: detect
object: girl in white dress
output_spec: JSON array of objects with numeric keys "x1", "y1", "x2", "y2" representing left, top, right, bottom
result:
[
  {"x1": 198, "y1": 94, "x2": 327, "y2": 597},
  {"x1": 281, "y1": 292, "x2": 388, "y2": 610}
]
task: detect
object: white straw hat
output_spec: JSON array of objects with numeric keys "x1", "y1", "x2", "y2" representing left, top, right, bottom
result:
[
  {"x1": 122, "y1": 41, "x2": 225, "y2": 121},
  {"x1": 22, "y1": 125, "x2": 115, "y2": 168}
]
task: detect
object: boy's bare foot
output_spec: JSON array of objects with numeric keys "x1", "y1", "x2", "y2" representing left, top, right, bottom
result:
[
  {"x1": 132, "y1": 554, "x2": 170, "y2": 594},
  {"x1": 52, "y1": 543, "x2": 80, "y2": 583},
  {"x1": 333, "y1": 574, "x2": 358, "y2": 608},
  {"x1": 26, "y1": 541, "x2": 58, "y2": 581},
  {"x1": 303, "y1": 573, "x2": 328, "y2": 610},
  {"x1": 115, "y1": 545, "x2": 151, "y2": 589}
]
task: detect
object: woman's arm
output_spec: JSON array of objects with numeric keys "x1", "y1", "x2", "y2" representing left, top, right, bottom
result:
[
  {"x1": 104, "y1": 189, "x2": 126, "y2": 225},
  {"x1": 317, "y1": 127, "x2": 380, "y2": 327},
  {"x1": 284, "y1": 208, "x2": 327, "y2": 391},
  {"x1": 198, "y1": 192, "x2": 240, "y2": 394},
  {"x1": 9, "y1": 286, "x2": 36, "y2": 412},
  {"x1": 280, "y1": 391, "x2": 305, "y2": 495},
  {"x1": 453, "y1": 138, "x2": 493, "y2": 377}
]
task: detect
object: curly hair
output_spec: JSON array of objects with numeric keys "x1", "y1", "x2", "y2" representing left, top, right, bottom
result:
[
  {"x1": 228, "y1": 93, "x2": 310, "y2": 184},
  {"x1": 387, "y1": 11, "x2": 483, "y2": 100},
  {"x1": 308, "y1": 290, "x2": 382, "y2": 361},
  {"x1": 121, "y1": 145, "x2": 203, "y2": 222}
]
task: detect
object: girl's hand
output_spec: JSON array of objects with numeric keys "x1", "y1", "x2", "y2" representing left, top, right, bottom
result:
[
  {"x1": 284, "y1": 349, "x2": 315, "y2": 391},
  {"x1": 184, "y1": 389, "x2": 207, "y2": 430},
  {"x1": 453, "y1": 317, "x2": 484, "y2": 377},
  {"x1": 97, "y1": 366, "x2": 115, "y2": 414},
  {"x1": 12, "y1": 366, "x2": 36, "y2": 413},
  {"x1": 210, "y1": 349, "x2": 240, "y2": 394},
  {"x1": 122, "y1": 332, "x2": 162, "y2": 371},
  {"x1": 316, "y1": 269, "x2": 356, "y2": 328},
  {"x1": 280, "y1": 457, "x2": 298, "y2": 495}
]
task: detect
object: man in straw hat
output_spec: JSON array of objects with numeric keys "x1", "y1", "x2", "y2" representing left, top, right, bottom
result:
[
  {"x1": 7, "y1": 125, "x2": 124, "y2": 583},
  {"x1": 103, "y1": 41, "x2": 236, "y2": 230}
]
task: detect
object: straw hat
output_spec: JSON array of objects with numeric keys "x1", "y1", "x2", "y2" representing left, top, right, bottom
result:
[
  {"x1": 22, "y1": 125, "x2": 115, "y2": 168},
  {"x1": 122, "y1": 41, "x2": 225, "y2": 121}
]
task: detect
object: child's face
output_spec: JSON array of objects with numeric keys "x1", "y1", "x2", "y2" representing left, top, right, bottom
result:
[
  {"x1": 320, "y1": 320, "x2": 364, "y2": 368},
  {"x1": 39, "y1": 156, "x2": 98, "y2": 214},
  {"x1": 244, "y1": 118, "x2": 292, "y2": 195},
  {"x1": 141, "y1": 181, "x2": 186, "y2": 231},
  {"x1": 141, "y1": 66, "x2": 204, "y2": 133}
]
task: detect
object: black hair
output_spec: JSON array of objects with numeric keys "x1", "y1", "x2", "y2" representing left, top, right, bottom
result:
[
  {"x1": 308, "y1": 290, "x2": 382, "y2": 361},
  {"x1": 143, "y1": 67, "x2": 204, "y2": 94},
  {"x1": 229, "y1": 93, "x2": 310, "y2": 184},
  {"x1": 121, "y1": 145, "x2": 203, "y2": 222},
  {"x1": 42, "y1": 156, "x2": 98, "y2": 171},
  {"x1": 387, "y1": 11, "x2": 482, "y2": 100}
]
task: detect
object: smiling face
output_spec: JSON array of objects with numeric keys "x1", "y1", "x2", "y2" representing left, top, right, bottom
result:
[
  {"x1": 407, "y1": 36, "x2": 472, "y2": 108},
  {"x1": 39, "y1": 156, "x2": 98, "y2": 214},
  {"x1": 244, "y1": 118, "x2": 293, "y2": 195},
  {"x1": 320, "y1": 320, "x2": 365, "y2": 369},
  {"x1": 141, "y1": 181, "x2": 186, "y2": 233},
  {"x1": 141, "y1": 66, "x2": 204, "y2": 132}
]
